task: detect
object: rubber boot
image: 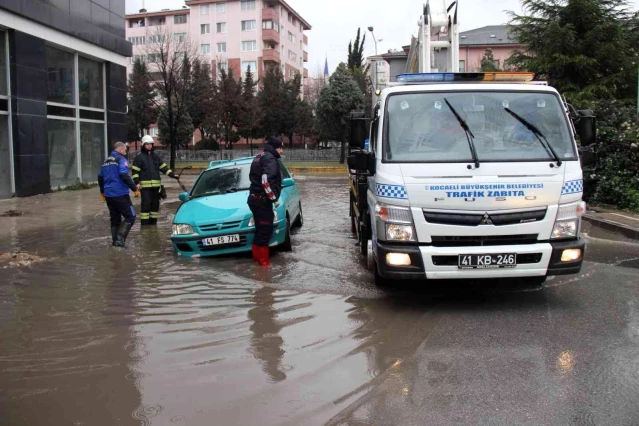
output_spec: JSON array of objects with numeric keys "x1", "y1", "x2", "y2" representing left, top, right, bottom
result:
[
  {"x1": 252, "y1": 244, "x2": 259, "y2": 262},
  {"x1": 111, "y1": 225, "x2": 119, "y2": 246},
  {"x1": 140, "y1": 219, "x2": 150, "y2": 226},
  {"x1": 258, "y1": 246, "x2": 271, "y2": 267},
  {"x1": 149, "y1": 218, "x2": 157, "y2": 225},
  {"x1": 114, "y1": 222, "x2": 133, "y2": 248}
]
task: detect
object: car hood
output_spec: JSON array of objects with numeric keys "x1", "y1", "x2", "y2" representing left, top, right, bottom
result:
[{"x1": 174, "y1": 191, "x2": 252, "y2": 226}]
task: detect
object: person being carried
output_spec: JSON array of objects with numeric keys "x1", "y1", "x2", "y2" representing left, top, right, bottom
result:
[{"x1": 98, "y1": 141, "x2": 140, "y2": 247}]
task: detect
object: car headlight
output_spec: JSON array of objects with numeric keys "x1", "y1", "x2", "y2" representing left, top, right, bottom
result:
[
  {"x1": 552, "y1": 201, "x2": 585, "y2": 239},
  {"x1": 248, "y1": 217, "x2": 255, "y2": 227},
  {"x1": 172, "y1": 224, "x2": 194, "y2": 235},
  {"x1": 386, "y1": 224, "x2": 416, "y2": 242}
]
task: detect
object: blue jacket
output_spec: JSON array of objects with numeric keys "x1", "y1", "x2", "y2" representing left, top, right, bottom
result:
[{"x1": 98, "y1": 151, "x2": 137, "y2": 197}]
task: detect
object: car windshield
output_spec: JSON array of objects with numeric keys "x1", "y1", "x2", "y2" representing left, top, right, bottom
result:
[
  {"x1": 383, "y1": 91, "x2": 577, "y2": 163},
  {"x1": 191, "y1": 164, "x2": 251, "y2": 197}
]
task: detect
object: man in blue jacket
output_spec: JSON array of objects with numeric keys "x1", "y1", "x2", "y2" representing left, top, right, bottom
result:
[{"x1": 98, "y1": 142, "x2": 140, "y2": 247}]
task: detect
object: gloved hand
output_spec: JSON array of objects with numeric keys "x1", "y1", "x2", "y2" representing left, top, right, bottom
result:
[
  {"x1": 134, "y1": 191, "x2": 140, "y2": 198},
  {"x1": 100, "y1": 194, "x2": 106, "y2": 202},
  {"x1": 172, "y1": 174, "x2": 179, "y2": 180},
  {"x1": 274, "y1": 201, "x2": 281, "y2": 208}
]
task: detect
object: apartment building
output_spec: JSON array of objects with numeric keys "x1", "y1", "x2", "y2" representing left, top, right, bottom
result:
[
  {"x1": 125, "y1": 0, "x2": 310, "y2": 83},
  {"x1": 0, "y1": 1, "x2": 130, "y2": 198}
]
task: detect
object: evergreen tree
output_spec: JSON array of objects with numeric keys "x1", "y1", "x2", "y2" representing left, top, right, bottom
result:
[
  {"x1": 214, "y1": 68, "x2": 243, "y2": 149},
  {"x1": 347, "y1": 28, "x2": 372, "y2": 116},
  {"x1": 158, "y1": 108, "x2": 194, "y2": 149},
  {"x1": 508, "y1": 0, "x2": 639, "y2": 101},
  {"x1": 126, "y1": 58, "x2": 156, "y2": 143},
  {"x1": 238, "y1": 66, "x2": 262, "y2": 155},
  {"x1": 317, "y1": 63, "x2": 365, "y2": 163},
  {"x1": 259, "y1": 66, "x2": 287, "y2": 139},
  {"x1": 480, "y1": 49, "x2": 501, "y2": 72},
  {"x1": 347, "y1": 28, "x2": 366, "y2": 69},
  {"x1": 188, "y1": 60, "x2": 215, "y2": 141}
]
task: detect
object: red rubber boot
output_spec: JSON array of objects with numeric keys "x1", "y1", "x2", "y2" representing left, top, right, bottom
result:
[{"x1": 258, "y1": 246, "x2": 271, "y2": 267}]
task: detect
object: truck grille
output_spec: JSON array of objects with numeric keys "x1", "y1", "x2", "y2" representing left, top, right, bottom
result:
[
  {"x1": 423, "y1": 208, "x2": 547, "y2": 227},
  {"x1": 199, "y1": 220, "x2": 242, "y2": 232},
  {"x1": 430, "y1": 234, "x2": 539, "y2": 247}
]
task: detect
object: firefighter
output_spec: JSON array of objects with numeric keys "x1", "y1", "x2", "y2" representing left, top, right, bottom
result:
[
  {"x1": 248, "y1": 137, "x2": 284, "y2": 267},
  {"x1": 98, "y1": 141, "x2": 140, "y2": 247},
  {"x1": 131, "y1": 135, "x2": 178, "y2": 225}
]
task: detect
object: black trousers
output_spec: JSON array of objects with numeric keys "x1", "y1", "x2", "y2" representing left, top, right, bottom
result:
[
  {"x1": 106, "y1": 195, "x2": 136, "y2": 226},
  {"x1": 140, "y1": 188, "x2": 160, "y2": 224},
  {"x1": 248, "y1": 195, "x2": 274, "y2": 247}
]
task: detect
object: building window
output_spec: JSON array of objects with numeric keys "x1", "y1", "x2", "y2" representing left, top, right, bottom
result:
[
  {"x1": 217, "y1": 43, "x2": 227, "y2": 53},
  {"x1": 78, "y1": 56, "x2": 103, "y2": 109},
  {"x1": 241, "y1": 41, "x2": 257, "y2": 52},
  {"x1": 174, "y1": 15, "x2": 187, "y2": 25},
  {"x1": 48, "y1": 120, "x2": 78, "y2": 188},
  {"x1": 459, "y1": 60, "x2": 466, "y2": 73},
  {"x1": 46, "y1": 46, "x2": 75, "y2": 105},
  {"x1": 242, "y1": 20, "x2": 256, "y2": 31},
  {"x1": 218, "y1": 62, "x2": 228, "y2": 76},
  {"x1": 148, "y1": 35, "x2": 166, "y2": 44},
  {"x1": 147, "y1": 53, "x2": 161, "y2": 63},
  {"x1": 300, "y1": 23, "x2": 303, "y2": 32},
  {"x1": 201, "y1": 5, "x2": 209, "y2": 15},
  {"x1": 127, "y1": 36, "x2": 145, "y2": 46},
  {"x1": 150, "y1": 127, "x2": 159, "y2": 137},
  {"x1": 288, "y1": 50, "x2": 297, "y2": 61},
  {"x1": 262, "y1": 20, "x2": 279, "y2": 32},
  {"x1": 201, "y1": 24, "x2": 210, "y2": 34},
  {"x1": 216, "y1": 2, "x2": 226, "y2": 13},
  {"x1": 216, "y1": 22, "x2": 226, "y2": 33},
  {"x1": 174, "y1": 33, "x2": 187, "y2": 42},
  {"x1": 130, "y1": 54, "x2": 146, "y2": 64},
  {"x1": 289, "y1": 69, "x2": 296, "y2": 78},
  {"x1": 242, "y1": 61, "x2": 257, "y2": 74},
  {"x1": 241, "y1": 0, "x2": 256, "y2": 11},
  {"x1": 288, "y1": 31, "x2": 296, "y2": 43},
  {"x1": 80, "y1": 122, "x2": 105, "y2": 183},
  {"x1": 201, "y1": 44, "x2": 211, "y2": 55}
]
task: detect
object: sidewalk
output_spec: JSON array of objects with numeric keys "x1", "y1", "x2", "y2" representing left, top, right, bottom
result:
[{"x1": 584, "y1": 206, "x2": 639, "y2": 240}]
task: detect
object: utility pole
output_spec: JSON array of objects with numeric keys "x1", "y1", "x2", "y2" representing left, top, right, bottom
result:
[{"x1": 367, "y1": 27, "x2": 378, "y2": 91}]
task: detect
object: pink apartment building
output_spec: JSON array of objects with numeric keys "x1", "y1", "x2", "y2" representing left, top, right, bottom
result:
[{"x1": 125, "y1": 0, "x2": 311, "y2": 144}]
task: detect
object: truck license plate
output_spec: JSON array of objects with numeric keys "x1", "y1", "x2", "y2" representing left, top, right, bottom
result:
[
  {"x1": 202, "y1": 234, "x2": 241, "y2": 246},
  {"x1": 458, "y1": 254, "x2": 517, "y2": 269}
]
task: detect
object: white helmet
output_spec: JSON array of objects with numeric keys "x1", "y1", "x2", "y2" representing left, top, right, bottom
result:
[{"x1": 141, "y1": 135, "x2": 154, "y2": 145}]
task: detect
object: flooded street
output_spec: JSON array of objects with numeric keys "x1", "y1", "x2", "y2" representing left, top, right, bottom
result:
[{"x1": 1, "y1": 175, "x2": 639, "y2": 425}]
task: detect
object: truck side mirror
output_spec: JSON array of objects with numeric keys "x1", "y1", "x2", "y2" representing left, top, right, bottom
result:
[
  {"x1": 348, "y1": 149, "x2": 376, "y2": 175},
  {"x1": 349, "y1": 112, "x2": 370, "y2": 151},
  {"x1": 576, "y1": 110, "x2": 596, "y2": 147}
]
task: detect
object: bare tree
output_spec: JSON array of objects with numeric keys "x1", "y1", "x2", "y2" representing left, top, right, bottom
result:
[{"x1": 143, "y1": 27, "x2": 201, "y2": 169}]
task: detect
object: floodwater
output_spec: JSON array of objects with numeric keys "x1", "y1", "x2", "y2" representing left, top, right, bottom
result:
[{"x1": 1, "y1": 175, "x2": 639, "y2": 425}]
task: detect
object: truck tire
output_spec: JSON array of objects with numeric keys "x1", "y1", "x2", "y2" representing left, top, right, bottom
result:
[{"x1": 373, "y1": 259, "x2": 391, "y2": 287}]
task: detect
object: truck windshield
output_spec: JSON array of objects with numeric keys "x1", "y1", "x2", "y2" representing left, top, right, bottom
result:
[{"x1": 383, "y1": 91, "x2": 577, "y2": 163}]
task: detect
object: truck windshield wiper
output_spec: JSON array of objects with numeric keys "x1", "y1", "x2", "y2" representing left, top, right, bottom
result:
[
  {"x1": 504, "y1": 107, "x2": 562, "y2": 167},
  {"x1": 444, "y1": 98, "x2": 480, "y2": 169}
]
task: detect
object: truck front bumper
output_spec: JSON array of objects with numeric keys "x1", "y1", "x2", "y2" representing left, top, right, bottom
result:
[{"x1": 376, "y1": 238, "x2": 585, "y2": 280}]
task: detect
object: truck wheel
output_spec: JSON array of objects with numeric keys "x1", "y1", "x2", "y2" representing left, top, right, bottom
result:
[
  {"x1": 366, "y1": 240, "x2": 374, "y2": 271},
  {"x1": 373, "y1": 259, "x2": 391, "y2": 287},
  {"x1": 351, "y1": 214, "x2": 357, "y2": 234}
]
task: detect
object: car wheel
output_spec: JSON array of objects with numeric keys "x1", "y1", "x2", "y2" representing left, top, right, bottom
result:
[
  {"x1": 280, "y1": 217, "x2": 293, "y2": 252},
  {"x1": 293, "y1": 203, "x2": 304, "y2": 228}
]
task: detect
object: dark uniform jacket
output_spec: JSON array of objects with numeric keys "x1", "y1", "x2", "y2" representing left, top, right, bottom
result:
[
  {"x1": 131, "y1": 149, "x2": 174, "y2": 188},
  {"x1": 249, "y1": 144, "x2": 282, "y2": 203},
  {"x1": 98, "y1": 151, "x2": 136, "y2": 197}
]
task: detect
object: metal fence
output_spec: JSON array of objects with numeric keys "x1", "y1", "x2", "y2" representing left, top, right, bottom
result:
[{"x1": 132, "y1": 146, "x2": 346, "y2": 163}]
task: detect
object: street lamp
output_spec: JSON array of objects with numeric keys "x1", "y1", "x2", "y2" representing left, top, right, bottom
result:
[{"x1": 368, "y1": 27, "x2": 378, "y2": 91}]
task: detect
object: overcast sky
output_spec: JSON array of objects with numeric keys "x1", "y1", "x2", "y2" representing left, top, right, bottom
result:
[{"x1": 126, "y1": 0, "x2": 639, "y2": 77}]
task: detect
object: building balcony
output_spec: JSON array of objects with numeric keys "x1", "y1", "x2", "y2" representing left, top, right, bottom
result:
[
  {"x1": 262, "y1": 28, "x2": 280, "y2": 44},
  {"x1": 262, "y1": 7, "x2": 279, "y2": 22},
  {"x1": 263, "y1": 49, "x2": 281, "y2": 64},
  {"x1": 303, "y1": 51, "x2": 308, "y2": 62}
]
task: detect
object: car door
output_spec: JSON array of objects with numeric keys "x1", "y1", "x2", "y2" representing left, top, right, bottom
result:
[{"x1": 279, "y1": 160, "x2": 300, "y2": 220}]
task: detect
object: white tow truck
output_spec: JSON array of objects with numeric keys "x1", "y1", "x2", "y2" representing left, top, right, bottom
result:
[{"x1": 347, "y1": 1, "x2": 596, "y2": 285}]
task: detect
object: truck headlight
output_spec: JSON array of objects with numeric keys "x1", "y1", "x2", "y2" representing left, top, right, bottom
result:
[
  {"x1": 375, "y1": 203, "x2": 413, "y2": 223},
  {"x1": 386, "y1": 224, "x2": 416, "y2": 242},
  {"x1": 172, "y1": 224, "x2": 194, "y2": 235},
  {"x1": 552, "y1": 201, "x2": 585, "y2": 239}
]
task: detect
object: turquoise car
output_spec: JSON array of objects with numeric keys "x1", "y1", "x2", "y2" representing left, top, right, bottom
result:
[{"x1": 171, "y1": 158, "x2": 303, "y2": 258}]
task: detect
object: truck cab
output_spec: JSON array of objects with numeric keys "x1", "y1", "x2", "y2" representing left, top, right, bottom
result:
[{"x1": 348, "y1": 72, "x2": 596, "y2": 285}]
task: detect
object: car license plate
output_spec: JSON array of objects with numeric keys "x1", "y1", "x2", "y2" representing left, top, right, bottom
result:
[
  {"x1": 458, "y1": 253, "x2": 517, "y2": 269},
  {"x1": 202, "y1": 234, "x2": 241, "y2": 246}
]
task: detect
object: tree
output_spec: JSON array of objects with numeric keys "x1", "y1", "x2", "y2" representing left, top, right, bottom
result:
[
  {"x1": 214, "y1": 67, "x2": 243, "y2": 149},
  {"x1": 158, "y1": 108, "x2": 194, "y2": 149},
  {"x1": 238, "y1": 66, "x2": 262, "y2": 155},
  {"x1": 188, "y1": 60, "x2": 215, "y2": 142},
  {"x1": 507, "y1": 0, "x2": 639, "y2": 101},
  {"x1": 126, "y1": 58, "x2": 156, "y2": 144},
  {"x1": 259, "y1": 66, "x2": 288, "y2": 139},
  {"x1": 281, "y1": 73, "x2": 303, "y2": 149},
  {"x1": 144, "y1": 28, "x2": 200, "y2": 169},
  {"x1": 317, "y1": 63, "x2": 365, "y2": 163},
  {"x1": 347, "y1": 28, "x2": 366, "y2": 69},
  {"x1": 480, "y1": 48, "x2": 501, "y2": 72}
]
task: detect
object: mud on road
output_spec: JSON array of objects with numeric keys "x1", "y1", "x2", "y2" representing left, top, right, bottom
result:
[{"x1": 1, "y1": 175, "x2": 639, "y2": 426}]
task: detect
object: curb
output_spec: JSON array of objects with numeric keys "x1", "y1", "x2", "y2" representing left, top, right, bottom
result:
[
  {"x1": 288, "y1": 167, "x2": 347, "y2": 173},
  {"x1": 583, "y1": 214, "x2": 639, "y2": 240}
]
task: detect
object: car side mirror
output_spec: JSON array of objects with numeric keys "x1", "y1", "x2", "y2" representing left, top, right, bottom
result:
[
  {"x1": 576, "y1": 110, "x2": 596, "y2": 147},
  {"x1": 178, "y1": 192, "x2": 190, "y2": 202},
  {"x1": 282, "y1": 178, "x2": 295, "y2": 188}
]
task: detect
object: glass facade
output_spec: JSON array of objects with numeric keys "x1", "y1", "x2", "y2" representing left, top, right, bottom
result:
[
  {"x1": 0, "y1": 31, "x2": 10, "y2": 198},
  {"x1": 46, "y1": 47, "x2": 75, "y2": 104},
  {"x1": 48, "y1": 120, "x2": 78, "y2": 188},
  {"x1": 0, "y1": 31, "x2": 6, "y2": 96},
  {"x1": 46, "y1": 46, "x2": 106, "y2": 189}
]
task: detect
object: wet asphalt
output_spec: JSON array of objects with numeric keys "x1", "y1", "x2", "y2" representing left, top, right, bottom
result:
[{"x1": 0, "y1": 174, "x2": 638, "y2": 426}]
